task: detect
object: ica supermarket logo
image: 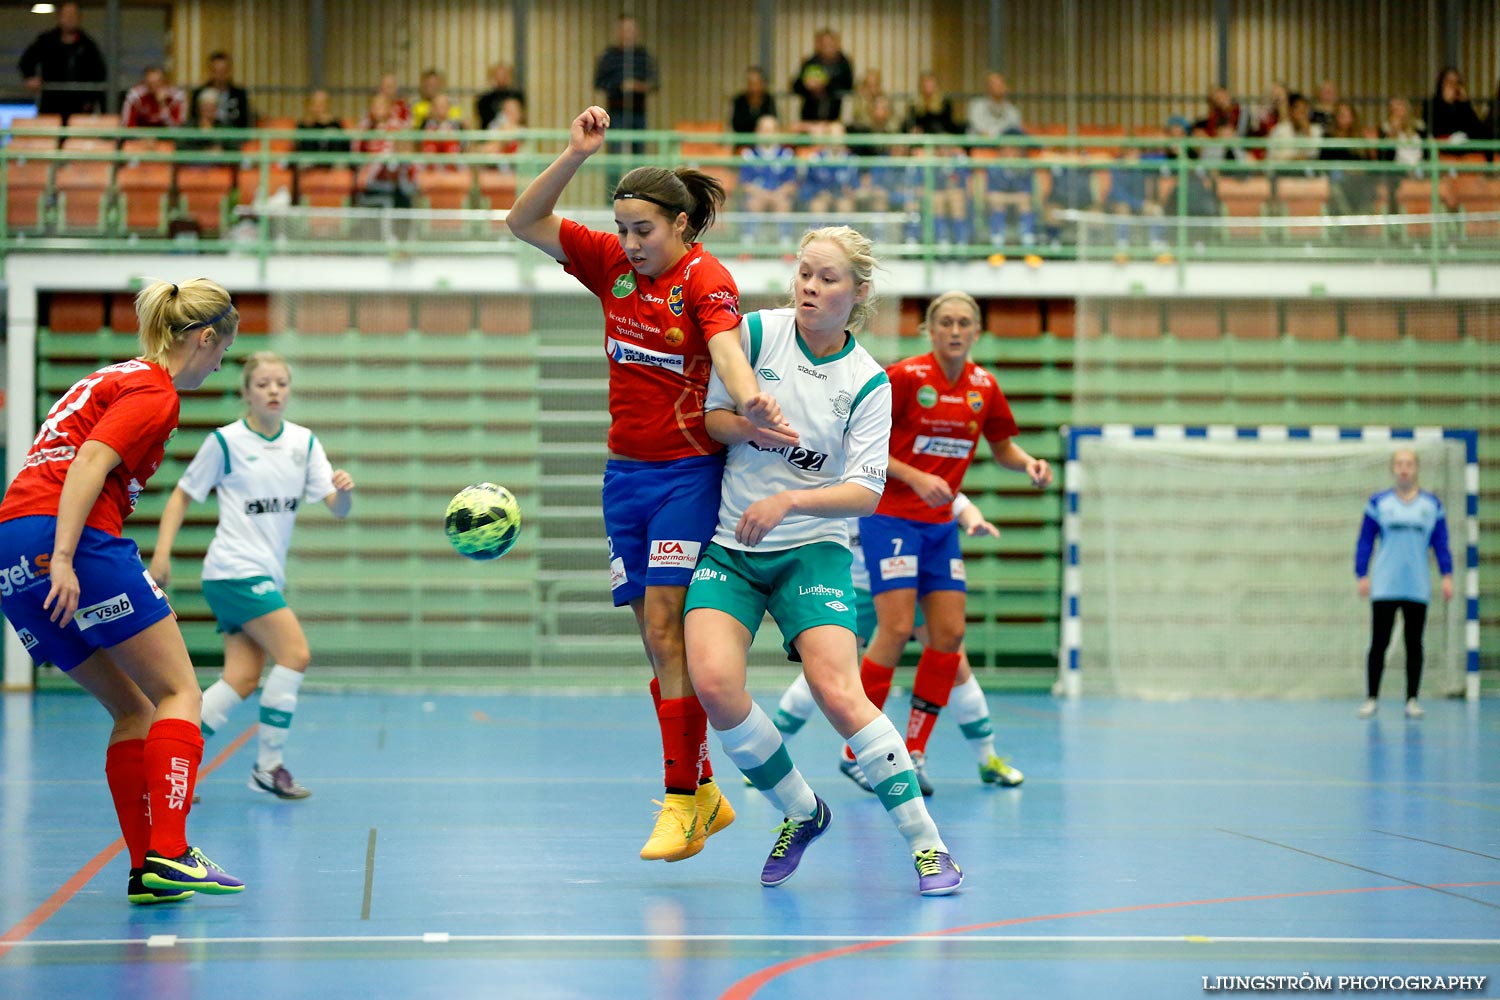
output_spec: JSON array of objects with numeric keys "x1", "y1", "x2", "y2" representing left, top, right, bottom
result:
[
  {"x1": 917, "y1": 385, "x2": 938, "y2": 408},
  {"x1": 611, "y1": 273, "x2": 637, "y2": 298}
]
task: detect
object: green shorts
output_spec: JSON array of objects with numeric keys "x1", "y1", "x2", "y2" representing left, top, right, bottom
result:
[
  {"x1": 686, "y1": 541, "x2": 858, "y2": 661},
  {"x1": 201, "y1": 577, "x2": 287, "y2": 634}
]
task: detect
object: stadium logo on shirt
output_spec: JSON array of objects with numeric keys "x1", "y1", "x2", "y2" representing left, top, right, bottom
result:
[
  {"x1": 74, "y1": 593, "x2": 134, "y2": 631},
  {"x1": 917, "y1": 385, "x2": 938, "y2": 408},
  {"x1": 16, "y1": 628, "x2": 38, "y2": 650},
  {"x1": 663, "y1": 327, "x2": 685, "y2": 347},
  {"x1": 967, "y1": 390, "x2": 984, "y2": 412},
  {"x1": 611, "y1": 273, "x2": 637, "y2": 298},
  {"x1": 649, "y1": 539, "x2": 702, "y2": 570},
  {"x1": 668, "y1": 285, "x2": 685, "y2": 316}
]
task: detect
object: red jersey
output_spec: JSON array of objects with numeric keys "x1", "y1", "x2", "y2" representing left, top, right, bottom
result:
[
  {"x1": 558, "y1": 218, "x2": 741, "y2": 460},
  {"x1": 0, "y1": 360, "x2": 180, "y2": 536},
  {"x1": 876, "y1": 352, "x2": 1019, "y2": 523}
]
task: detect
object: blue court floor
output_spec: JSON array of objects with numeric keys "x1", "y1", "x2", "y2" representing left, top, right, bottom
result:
[{"x1": 1, "y1": 689, "x2": 1497, "y2": 999}]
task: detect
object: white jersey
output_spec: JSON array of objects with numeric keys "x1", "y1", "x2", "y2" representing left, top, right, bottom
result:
[
  {"x1": 176, "y1": 419, "x2": 335, "y2": 587},
  {"x1": 705, "y1": 308, "x2": 891, "y2": 552}
]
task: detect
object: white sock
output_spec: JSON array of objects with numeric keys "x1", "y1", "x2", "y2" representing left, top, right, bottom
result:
[
  {"x1": 256, "y1": 664, "x2": 303, "y2": 771},
  {"x1": 715, "y1": 702, "x2": 818, "y2": 821},
  {"x1": 849, "y1": 715, "x2": 946, "y2": 854},
  {"x1": 200, "y1": 679, "x2": 244, "y2": 737},
  {"x1": 772, "y1": 672, "x2": 817, "y2": 736},
  {"x1": 949, "y1": 675, "x2": 997, "y2": 764}
]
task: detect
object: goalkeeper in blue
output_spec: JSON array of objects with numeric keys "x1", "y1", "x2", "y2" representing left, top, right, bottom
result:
[
  {"x1": 1354, "y1": 448, "x2": 1453, "y2": 720},
  {"x1": 683, "y1": 226, "x2": 962, "y2": 896}
]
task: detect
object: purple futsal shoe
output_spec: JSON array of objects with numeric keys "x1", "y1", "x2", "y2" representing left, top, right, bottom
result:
[
  {"x1": 914, "y1": 849, "x2": 963, "y2": 896},
  {"x1": 759, "y1": 796, "x2": 832, "y2": 888}
]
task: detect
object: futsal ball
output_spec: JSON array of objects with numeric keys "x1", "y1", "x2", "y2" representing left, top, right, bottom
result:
[{"x1": 444, "y1": 483, "x2": 522, "y2": 560}]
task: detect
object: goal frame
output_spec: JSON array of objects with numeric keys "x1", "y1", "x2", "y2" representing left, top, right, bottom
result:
[{"x1": 1058, "y1": 424, "x2": 1480, "y2": 701}]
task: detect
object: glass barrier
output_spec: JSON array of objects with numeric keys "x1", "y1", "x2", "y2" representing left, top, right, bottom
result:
[{"x1": 3, "y1": 124, "x2": 1497, "y2": 270}]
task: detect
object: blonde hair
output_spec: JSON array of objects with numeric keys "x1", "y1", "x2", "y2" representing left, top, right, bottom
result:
[
  {"x1": 134, "y1": 278, "x2": 238, "y2": 365},
  {"x1": 240, "y1": 350, "x2": 290, "y2": 393},
  {"x1": 792, "y1": 226, "x2": 879, "y2": 332},
  {"x1": 921, "y1": 290, "x2": 982, "y2": 332}
]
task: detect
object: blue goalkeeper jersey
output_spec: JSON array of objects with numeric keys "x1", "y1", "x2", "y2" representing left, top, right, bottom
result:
[{"x1": 1354, "y1": 489, "x2": 1453, "y2": 603}]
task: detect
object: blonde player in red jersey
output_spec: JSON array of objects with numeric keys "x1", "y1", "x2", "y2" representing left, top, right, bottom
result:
[
  {"x1": 0, "y1": 278, "x2": 246, "y2": 903},
  {"x1": 854, "y1": 291, "x2": 1051, "y2": 795},
  {"x1": 507, "y1": 106, "x2": 797, "y2": 863}
]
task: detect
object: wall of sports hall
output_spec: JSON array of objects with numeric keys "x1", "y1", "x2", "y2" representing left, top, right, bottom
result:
[{"x1": 2, "y1": 0, "x2": 1496, "y2": 694}]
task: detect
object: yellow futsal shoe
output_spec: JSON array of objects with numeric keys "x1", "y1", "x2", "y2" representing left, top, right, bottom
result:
[
  {"x1": 641, "y1": 793, "x2": 701, "y2": 861},
  {"x1": 696, "y1": 778, "x2": 736, "y2": 840}
]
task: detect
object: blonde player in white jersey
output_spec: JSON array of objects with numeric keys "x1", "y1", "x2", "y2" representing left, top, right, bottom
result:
[
  {"x1": 150, "y1": 351, "x2": 354, "y2": 799},
  {"x1": 684, "y1": 226, "x2": 963, "y2": 896}
]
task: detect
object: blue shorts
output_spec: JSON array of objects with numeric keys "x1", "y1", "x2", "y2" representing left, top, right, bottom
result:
[
  {"x1": 858, "y1": 514, "x2": 967, "y2": 597},
  {"x1": 0, "y1": 516, "x2": 175, "y2": 672},
  {"x1": 602, "y1": 453, "x2": 724, "y2": 607}
]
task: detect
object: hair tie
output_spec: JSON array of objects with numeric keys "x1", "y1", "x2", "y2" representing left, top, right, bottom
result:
[{"x1": 170, "y1": 283, "x2": 179, "y2": 296}]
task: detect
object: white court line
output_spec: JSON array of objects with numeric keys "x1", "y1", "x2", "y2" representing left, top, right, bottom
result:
[{"x1": 6, "y1": 934, "x2": 1498, "y2": 949}]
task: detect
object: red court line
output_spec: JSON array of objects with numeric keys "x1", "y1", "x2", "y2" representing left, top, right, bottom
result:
[
  {"x1": 719, "y1": 880, "x2": 1500, "y2": 1000},
  {"x1": 0, "y1": 722, "x2": 258, "y2": 961}
]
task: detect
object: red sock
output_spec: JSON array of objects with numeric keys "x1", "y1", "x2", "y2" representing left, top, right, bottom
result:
[
  {"x1": 657, "y1": 696, "x2": 706, "y2": 793},
  {"x1": 104, "y1": 739, "x2": 150, "y2": 868},
  {"x1": 652, "y1": 679, "x2": 714, "y2": 782},
  {"x1": 906, "y1": 648, "x2": 962, "y2": 754},
  {"x1": 860, "y1": 657, "x2": 897, "y2": 711},
  {"x1": 143, "y1": 718, "x2": 202, "y2": 859}
]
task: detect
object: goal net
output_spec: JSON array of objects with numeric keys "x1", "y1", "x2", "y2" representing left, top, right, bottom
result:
[{"x1": 1060, "y1": 426, "x2": 1476, "y2": 700}]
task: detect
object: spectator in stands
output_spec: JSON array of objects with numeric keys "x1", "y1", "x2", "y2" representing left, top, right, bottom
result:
[
  {"x1": 1354, "y1": 449, "x2": 1452, "y2": 720},
  {"x1": 1104, "y1": 143, "x2": 1167, "y2": 250},
  {"x1": 377, "y1": 72, "x2": 412, "y2": 128},
  {"x1": 192, "y1": 52, "x2": 251, "y2": 130},
  {"x1": 475, "y1": 62, "x2": 524, "y2": 130},
  {"x1": 355, "y1": 93, "x2": 417, "y2": 210},
  {"x1": 848, "y1": 93, "x2": 900, "y2": 156},
  {"x1": 915, "y1": 135, "x2": 973, "y2": 247},
  {"x1": 1320, "y1": 101, "x2": 1377, "y2": 213},
  {"x1": 967, "y1": 72, "x2": 1023, "y2": 139},
  {"x1": 19, "y1": 1, "x2": 106, "y2": 120},
  {"x1": 1199, "y1": 86, "x2": 1241, "y2": 136},
  {"x1": 121, "y1": 66, "x2": 187, "y2": 129},
  {"x1": 1379, "y1": 97, "x2": 1426, "y2": 167},
  {"x1": 1042, "y1": 151, "x2": 1100, "y2": 247},
  {"x1": 484, "y1": 95, "x2": 528, "y2": 159},
  {"x1": 1489, "y1": 79, "x2": 1500, "y2": 141},
  {"x1": 419, "y1": 93, "x2": 465, "y2": 162},
  {"x1": 800, "y1": 123, "x2": 858, "y2": 226},
  {"x1": 1163, "y1": 115, "x2": 1221, "y2": 218},
  {"x1": 903, "y1": 71, "x2": 960, "y2": 135},
  {"x1": 738, "y1": 115, "x2": 798, "y2": 245},
  {"x1": 179, "y1": 88, "x2": 227, "y2": 153},
  {"x1": 1268, "y1": 93, "x2": 1322, "y2": 160},
  {"x1": 980, "y1": 128, "x2": 1038, "y2": 247},
  {"x1": 294, "y1": 89, "x2": 349, "y2": 167},
  {"x1": 1426, "y1": 67, "x2": 1483, "y2": 140},
  {"x1": 1310, "y1": 79, "x2": 1339, "y2": 130},
  {"x1": 412, "y1": 70, "x2": 462, "y2": 130},
  {"x1": 594, "y1": 15, "x2": 658, "y2": 142},
  {"x1": 1248, "y1": 80, "x2": 1290, "y2": 141},
  {"x1": 730, "y1": 66, "x2": 778, "y2": 140},
  {"x1": 791, "y1": 27, "x2": 854, "y2": 125},
  {"x1": 847, "y1": 69, "x2": 886, "y2": 130},
  {"x1": 852, "y1": 134, "x2": 918, "y2": 242}
]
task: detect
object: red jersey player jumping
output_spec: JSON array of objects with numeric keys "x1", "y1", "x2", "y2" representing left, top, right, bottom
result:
[
  {"x1": 854, "y1": 291, "x2": 1051, "y2": 795},
  {"x1": 506, "y1": 106, "x2": 796, "y2": 863}
]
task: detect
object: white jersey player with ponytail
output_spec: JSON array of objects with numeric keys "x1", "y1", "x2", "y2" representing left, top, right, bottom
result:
[{"x1": 150, "y1": 351, "x2": 354, "y2": 799}]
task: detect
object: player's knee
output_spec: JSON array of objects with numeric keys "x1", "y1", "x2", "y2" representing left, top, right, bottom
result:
[
  {"x1": 925, "y1": 628, "x2": 964, "y2": 654},
  {"x1": 280, "y1": 645, "x2": 312, "y2": 672}
]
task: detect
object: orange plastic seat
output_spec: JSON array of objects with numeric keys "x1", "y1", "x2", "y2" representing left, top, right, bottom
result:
[
  {"x1": 55, "y1": 137, "x2": 117, "y2": 233},
  {"x1": 175, "y1": 165, "x2": 236, "y2": 236},
  {"x1": 416, "y1": 166, "x2": 473, "y2": 234},
  {"x1": 48, "y1": 292, "x2": 106, "y2": 332}
]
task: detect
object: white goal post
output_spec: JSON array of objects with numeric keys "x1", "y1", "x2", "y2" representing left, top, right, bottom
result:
[{"x1": 1058, "y1": 425, "x2": 1479, "y2": 701}]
